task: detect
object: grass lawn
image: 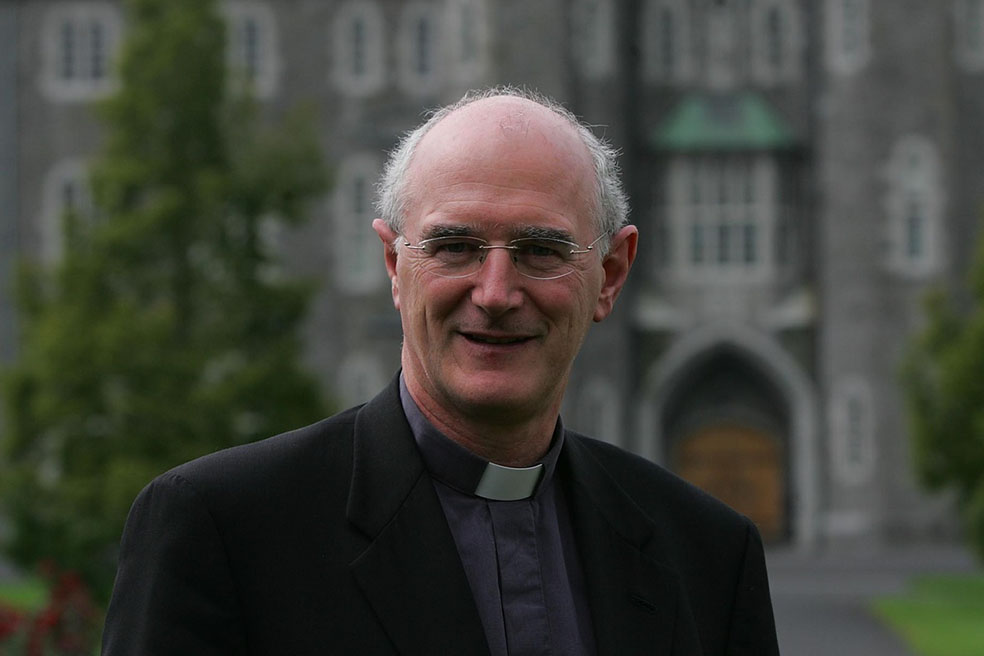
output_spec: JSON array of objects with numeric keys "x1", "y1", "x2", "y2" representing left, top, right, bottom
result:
[
  {"x1": 873, "y1": 573, "x2": 984, "y2": 656},
  {"x1": 0, "y1": 577, "x2": 47, "y2": 612}
]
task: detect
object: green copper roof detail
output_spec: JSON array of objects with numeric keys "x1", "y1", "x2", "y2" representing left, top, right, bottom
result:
[{"x1": 654, "y1": 93, "x2": 798, "y2": 151}]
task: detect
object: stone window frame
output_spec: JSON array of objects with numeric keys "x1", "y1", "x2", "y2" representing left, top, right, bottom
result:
[
  {"x1": 338, "y1": 351, "x2": 387, "y2": 406},
  {"x1": 667, "y1": 154, "x2": 777, "y2": 284},
  {"x1": 954, "y1": 0, "x2": 984, "y2": 72},
  {"x1": 40, "y1": 158, "x2": 94, "y2": 264},
  {"x1": 397, "y1": 2, "x2": 444, "y2": 96},
  {"x1": 40, "y1": 2, "x2": 122, "y2": 102},
  {"x1": 641, "y1": 0, "x2": 695, "y2": 84},
  {"x1": 446, "y1": 0, "x2": 489, "y2": 85},
  {"x1": 749, "y1": 0, "x2": 802, "y2": 86},
  {"x1": 824, "y1": 0, "x2": 871, "y2": 76},
  {"x1": 332, "y1": 153, "x2": 385, "y2": 294},
  {"x1": 332, "y1": 0, "x2": 386, "y2": 97},
  {"x1": 221, "y1": 1, "x2": 281, "y2": 99},
  {"x1": 576, "y1": 377, "x2": 623, "y2": 446},
  {"x1": 829, "y1": 376, "x2": 876, "y2": 486},
  {"x1": 571, "y1": 0, "x2": 616, "y2": 80},
  {"x1": 882, "y1": 135, "x2": 944, "y2": 278}
]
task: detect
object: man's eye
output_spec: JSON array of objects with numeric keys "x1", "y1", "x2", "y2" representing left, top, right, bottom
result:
[
  {"x1": 517, "y1": 240, "x2": 568, "y2": 259},
  {"x1": 425, "y1": 238, "x2": 481, "y2": 257}
]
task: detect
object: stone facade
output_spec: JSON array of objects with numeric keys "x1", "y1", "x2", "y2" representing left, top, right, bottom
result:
[{"x1": 3, "y1": 0, "x2": 982, "y2": 549}]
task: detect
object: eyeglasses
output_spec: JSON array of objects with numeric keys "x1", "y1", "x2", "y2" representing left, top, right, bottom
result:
[{"x1": 402, "y1": 234, "x2": 606, "y2": 280}]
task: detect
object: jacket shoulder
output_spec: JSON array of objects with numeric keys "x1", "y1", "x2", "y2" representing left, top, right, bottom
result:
[{"x1": 567, "y1": 432, "x2": 750, "y2": 533}]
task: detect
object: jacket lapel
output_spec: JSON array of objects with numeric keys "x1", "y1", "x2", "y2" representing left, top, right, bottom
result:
[
  {"x1": 562, "y1": 436, "x2": 702, "y2": 656},
  {"x1": 346, "y1": 380, "x2": 490, "y2": 656}
]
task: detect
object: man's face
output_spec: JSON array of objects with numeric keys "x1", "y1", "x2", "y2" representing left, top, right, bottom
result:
[{"x1": 376, "y1": 98, "x2": 633, "y2": 428}]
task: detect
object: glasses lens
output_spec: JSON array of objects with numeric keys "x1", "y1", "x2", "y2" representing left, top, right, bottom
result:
[
  {"x1": 510, "y1": 238, "x2": 577, "y2": 279},
  {"x1": 418, "y1": 236, "x2": 485, "y2": 276}
]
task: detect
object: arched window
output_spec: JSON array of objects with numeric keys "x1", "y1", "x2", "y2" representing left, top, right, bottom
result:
[
  {"x1": 571, "y1": 0, "x2": 616, "y2": 79},
  {"x1": 825, "y1": 0, "x2": 870, "y2": 76},
  {"x1": 333, "y1": 1, "x2": 385, "y2": 96},
  {"x1": 883, "y1": 136, "x2": 944, "y2": 277},
  {"x1": 641, "y1": 0, "x2": 693, "y2": 84},
  {"x1": 955, "y1": 0, "x2": 984, "y2": 72},
  {"x1": 41, "y1": 2, "x2": 122, "y2": 102},
  {"x1": 40, "y1": 159, "x2": 94, "y2": 264},
  {"x1": 448, "y1": 0, "x2": 489, "y2": 84},
  {"x1": 333, "y1": 153, "x2": 385, "y2": 294},
  {"x1": 222, "y1": 1, "x2": 280, "y2": 98},
  {"x1": 750, "y1": 0, "x2": 801, "y2": 85},
  {"x1": 398, "y1": 3, "x2": 444, "y2": 95},
  {"x1": 338, "y1": 352, "x2": 386, "y2": 406},
  {"x1": 829, "y1": 377, "x2": 875, "y2": 486},
  {"x1": 576, "y1": 377, "x2": 622, "y2": 446}
]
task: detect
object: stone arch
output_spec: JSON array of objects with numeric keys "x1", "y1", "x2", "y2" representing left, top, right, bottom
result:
[{"x1": 636, "y1": 321, "x2": 819, "y2": 548}]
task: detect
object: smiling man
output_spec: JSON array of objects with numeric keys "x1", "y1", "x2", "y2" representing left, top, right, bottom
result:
[{"x1": 103, "y1": 88, "x2": 780, "y2": 655}]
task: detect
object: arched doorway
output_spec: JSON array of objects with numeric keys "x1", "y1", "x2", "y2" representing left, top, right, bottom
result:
[
  {"x1": 660, "y1": 346, "x2": 792, "y2": 543},
  {"x1": 672, "y1": 422, "x2": 785, "y2": 542},
  {"x1": 637, "y1": 323, "x2": 820, "y2": 548}
]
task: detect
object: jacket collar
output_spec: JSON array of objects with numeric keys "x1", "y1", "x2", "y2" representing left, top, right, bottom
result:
[
  {"x1": 346, "y1": 377, "x2": 694, "y2": 655},
  {"x1": 346, "y1": 376, "x2": 490, "y2": 656}
]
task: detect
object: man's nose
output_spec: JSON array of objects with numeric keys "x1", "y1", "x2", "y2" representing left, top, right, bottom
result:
[{"x1": 469, "y1": 248, "x2": 524, "y2": 316}]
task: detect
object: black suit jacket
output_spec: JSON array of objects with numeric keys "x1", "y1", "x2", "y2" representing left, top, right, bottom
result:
[{"x1": 103, "y1": 377, "x2": 780, "y2": 655}]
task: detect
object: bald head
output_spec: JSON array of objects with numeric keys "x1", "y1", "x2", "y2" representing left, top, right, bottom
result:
[{"x1": 375, "y1": 88, "x2": 628, "y2": 252}]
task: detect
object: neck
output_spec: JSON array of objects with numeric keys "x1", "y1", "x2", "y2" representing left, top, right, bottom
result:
[{"x1": 405, "y1": 380, "x2": 560, "y2": 468}]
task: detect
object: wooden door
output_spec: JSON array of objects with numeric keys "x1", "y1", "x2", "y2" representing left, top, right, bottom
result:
[{"x1": 673, "y1": 424, "x2": 785, "y2": 542}]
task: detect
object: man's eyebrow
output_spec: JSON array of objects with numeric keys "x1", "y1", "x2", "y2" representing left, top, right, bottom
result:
[
  {"x1": 420, "y1": 224, "x2": 477, "y2": 240},
  {"x1": 514, "y1": 225, "x2": 578, "y2": 242}
]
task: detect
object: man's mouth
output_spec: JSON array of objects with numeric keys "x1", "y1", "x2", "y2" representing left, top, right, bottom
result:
[{"x1": 462, "y1": 333, "x2": 531, "y2": 345}]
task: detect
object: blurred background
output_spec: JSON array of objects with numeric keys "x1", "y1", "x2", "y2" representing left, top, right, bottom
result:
[{"x1": 1, "y1": 0, "x2": 983, "y2": 653}]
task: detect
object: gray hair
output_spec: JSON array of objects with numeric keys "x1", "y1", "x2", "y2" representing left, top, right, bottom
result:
[{"x1": 374, "y1": 86, "x2": 629, "y2": 254}]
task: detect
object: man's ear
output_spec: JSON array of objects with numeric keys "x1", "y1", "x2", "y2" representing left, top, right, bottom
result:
[
  {"x1": 373, "y1": 218, "x2": 401, "y2": 310},
  {"x1": 593, "y1": 225, "x2": 638, "y2": 322}
]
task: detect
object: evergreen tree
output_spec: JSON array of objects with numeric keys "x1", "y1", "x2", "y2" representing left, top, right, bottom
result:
[
  {"x1": 1, "y1": 0, "x2": 328, "y2": 601},
  {"x1": 902, "y1": 224, "x2": 984, "y2": 560}
]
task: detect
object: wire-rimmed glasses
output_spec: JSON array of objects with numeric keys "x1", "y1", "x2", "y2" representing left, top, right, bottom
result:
[{"x1": 401, "y1": 234, "x2": 606, "y2": 280}]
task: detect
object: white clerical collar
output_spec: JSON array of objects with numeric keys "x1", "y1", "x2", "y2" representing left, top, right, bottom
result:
[{"x1": 475, "y1": 462, "x2": 544, "y2": 501}]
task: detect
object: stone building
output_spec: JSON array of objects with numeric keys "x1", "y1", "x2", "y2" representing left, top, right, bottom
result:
[{"x1": 2, "y1": 0, "x2": 982, "y2": 550}]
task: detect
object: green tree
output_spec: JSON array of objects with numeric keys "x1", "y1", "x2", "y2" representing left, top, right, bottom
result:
[
  {"x1": 1, "y1": 0, "x2": 328, "y2": 602},
  {"x1": 902, "y1": 224, "x2": 984, "y2": 560}
]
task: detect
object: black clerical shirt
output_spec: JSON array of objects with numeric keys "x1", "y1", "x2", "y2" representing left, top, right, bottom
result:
[{"x1": 399, "y1": 378, "x2": 597, "y2": 656}]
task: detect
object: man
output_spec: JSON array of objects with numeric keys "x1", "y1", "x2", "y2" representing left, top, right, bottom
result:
[{"x1": 103, "y1": 88, "x2": 780, "y2": 655}]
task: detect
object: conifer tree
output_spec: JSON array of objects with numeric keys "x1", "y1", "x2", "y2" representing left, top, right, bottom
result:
[
  {"x1": 902, "y1": 224, "x2": 984, "y2": 560},
  {"x1": 1, "y1": 0, "x2": 328, "y2": 600}
]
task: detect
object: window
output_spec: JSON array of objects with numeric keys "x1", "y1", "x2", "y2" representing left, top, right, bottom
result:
[
  {"x1": 667, "y1": 155, "x2": 777, "y2": 282},
  {"x1": 829, "y1": 377, "x2": 875, "y2": 486},
  {"x1": 398, "y1": 3, "x2": 444, "y2": 95},
  {"x1": 41, "y1": 2, "x2": 122, "y2": 101},
  {"x1": 705, "y1": 1, "x2": 739, "y2": 88},
  {"x1": 641, "y1": 0, "x2": 693, "y2": 83},
  {"x1": 750, "y1": 0, "x2": 801, "y2": 85},
  {"x1": 40, "y1": 159, "x2": 94, "y2": 264},
  {"x1": 333, "y1": 153, "x2": 384, "y2": 294},
  {"x1": 571, "y1": 0, "x2": 616, "y2": 79},
  {"x1": 222, "y1": 1, "x2": 280, "y2": 98},
  {"x1": 825, "y1": 0, "x2": 870, "y2": 75},
  {"x1": 955, "y1": 0, "x2": 984, "y2": 72},
  {"x1": 448, "y1": 0, "x2": 489, "y2": 84},
  {"x1": 338, "y1": 352, "x2": 386, "y2": 406},
  {"x1": 576, "y1": 378, "x2": 622, "y2": 445},
  {"x1": 333, "y1": 1, "x2": 385, "y2": 96},
  {"x1": 883, "y1": 136, "x2": 944, "y2": 277}
]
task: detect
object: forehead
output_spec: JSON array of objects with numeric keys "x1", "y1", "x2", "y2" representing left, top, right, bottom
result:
[{"x1": 404, "y1": 98, "x2": 598, "y2": 236}]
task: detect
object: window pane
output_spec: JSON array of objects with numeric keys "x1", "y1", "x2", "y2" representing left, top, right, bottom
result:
[
  {"x1": 90, "y1": 21, "x2": 105, "y2": 80},
  {"x1": 61, "y1": 21, "x2": 75, "y2": 80}
]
